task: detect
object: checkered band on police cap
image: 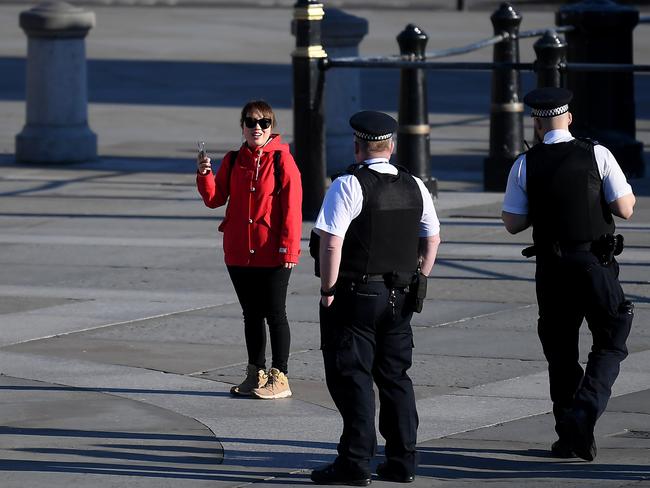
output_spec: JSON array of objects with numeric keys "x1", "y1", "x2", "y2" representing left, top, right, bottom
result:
[
  {"x1": 353, "y1": 130, "x2": 393, "y2": 141},
  {"x1": 531, "y1": 104, "x2": 569, "y2": 118},
  {"x1": 523, "y1": 87, "x2": 573, "y2": 118},
  {"x1": 349, "y1": 111, "x2": 398, "y2": 141}
]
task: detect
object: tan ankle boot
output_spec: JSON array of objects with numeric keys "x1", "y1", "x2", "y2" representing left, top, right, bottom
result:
[
  {"x1": 252, "y1": 367, "x2": 292, "y2": 399},
  {"x1": 230, "y1": 364, "x2": 268, "y2": 397}
]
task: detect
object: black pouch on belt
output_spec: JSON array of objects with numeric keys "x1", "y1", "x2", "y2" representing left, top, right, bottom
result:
[
  {"x1": 592, "y1": 234, "x2": 624, "y2": 266},
  {"x1": 406, "y1": 272, "x2": 428, "y2": 313},
  {"x1": 309, "y1": 230, "x2": 321, "y2": 277}
]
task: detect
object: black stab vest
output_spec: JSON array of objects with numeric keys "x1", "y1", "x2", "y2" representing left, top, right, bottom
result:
[
  {"x1": 339, "y1": 165, "x2": 423, "y2": 277},
  {"x1": 526, "y1": 138, "x2": 614, "y2": 245}
]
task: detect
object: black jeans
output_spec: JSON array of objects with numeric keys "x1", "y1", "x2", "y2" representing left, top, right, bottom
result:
[
  {"x1": 227, "y1": 266, "x2": 292, "y2": 374},
  {"x1": 320, "y1": 280, "x2": 418, "y2": 476},
  {"x1": 535, "y1": 251, "x2": 633, "y2": 436}
]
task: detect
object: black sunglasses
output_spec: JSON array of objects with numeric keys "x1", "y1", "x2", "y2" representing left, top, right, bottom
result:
[{"x1": 244, "y1": 117, "x2": 272, "y2": 130}]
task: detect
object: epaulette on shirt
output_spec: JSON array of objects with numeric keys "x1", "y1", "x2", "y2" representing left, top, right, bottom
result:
[
  {"x1": 393, "y1": 164, "x2": 412, "y2": 174},
  {"x1": 574, "y1": 136, "x2": 599, "y2": 147},
  {"x1": 330, "y1": 163, "x2": 367, "y2": 182},
  {"x1": 346, "y1": 162, "x2": 366, "y2": 175}
]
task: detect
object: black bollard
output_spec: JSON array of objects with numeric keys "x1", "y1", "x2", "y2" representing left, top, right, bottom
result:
[
  {"x1": 292, "y1": 0, "x2": 327, "y2": 219},
  {"x1": 557, "y1": 0, "x2": 644, "y2": 177},
  {"x1": 484, "y1": 2, "x2": 523, "y2": 192},
  {"x1": 533, "y1": 30, "x2": 567, "y2": 89},
  {"x1": 397, "y1": 24, "x2": 437, "y2": 197}
]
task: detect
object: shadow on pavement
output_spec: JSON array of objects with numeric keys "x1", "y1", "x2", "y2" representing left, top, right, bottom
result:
[
  {"x1": 2, "y1": 56, "x2": 650, "y2": 120},
  {"x1": 0, "y1": 459, "x2": 312, "y2": 483},
  {"x1": 1, "y1": 57, "x2": 493, "y2": 113},
  {"x1": 418, "y1": 446, "x2": 650, "y2": 481},
  {"x1": 0, "y1": 427, "x2": 329, "y2": 483},
  {"x1": 6, "y1": 437, "x2": 647, "y2": 482},
  {"x1": 0, "y1": 154, "x2": 196, "y2": 176}
]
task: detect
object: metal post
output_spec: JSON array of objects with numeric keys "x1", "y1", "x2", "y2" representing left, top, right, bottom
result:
[
  {"x1": 292, "y1": 0, "x2": 327, "y2": 219},
  {"x1": 533, "y1": 30, "x2": 567, "y2": 88},
  {"x1": 484, "y1": 2, "x2": 523, "y2": 192},
  {"x1": 396, "y1": 24, "x2": 437, "y2": 197},
  {"x1": 16, "y1": 1, "x2": 97, "y2": 163},
  {"x1": 557, "y1": 0, "x2": 644, "y2": 177}
]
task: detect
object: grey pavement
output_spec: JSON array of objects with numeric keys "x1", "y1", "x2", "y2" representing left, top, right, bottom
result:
[{"x1": 1, "y1": 4, "x2": 650, "y2": 488}]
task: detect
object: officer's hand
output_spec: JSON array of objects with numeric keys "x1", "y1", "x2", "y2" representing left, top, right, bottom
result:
[
  {"x1": 197, "y1": 156, "x2": 212, "y2": 175},
  {"x1": 320, "y1": 296, "x2": 334, "y2": 307}
]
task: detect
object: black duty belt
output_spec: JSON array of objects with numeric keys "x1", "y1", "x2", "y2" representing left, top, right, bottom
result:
[
  {"x1": 337, "y1": 272, "x2": 417, "y2": 291},
  {"x1": 522, "y1": 241, "x2": 591, "y2": 258},
  {"x1": 523, "y1": 235, "x2": 624, "y2": 264},
  {"x1": 558, "y1": 241, "x2": 592, "y2": 253},
  {"x1": 338, "y1": 273, "x2": 386, "y2": 283}
]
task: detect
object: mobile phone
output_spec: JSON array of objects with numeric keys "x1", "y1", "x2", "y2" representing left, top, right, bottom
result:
[{"x1": 197, "y1": 140, "x2": 207, "y2": 159}]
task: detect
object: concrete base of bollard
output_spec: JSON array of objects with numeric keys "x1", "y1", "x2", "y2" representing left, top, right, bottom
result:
[{"x1": 16, "y1": 124, "x2": 97, "y2": 163}]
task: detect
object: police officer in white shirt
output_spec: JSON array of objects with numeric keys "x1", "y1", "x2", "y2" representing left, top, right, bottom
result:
[
  {"x1": 502, "y1": 87, "x2": 636, "y2": 462},
  {"x1": 310, "y1": 111, "x2": 440, "y2": 486}
]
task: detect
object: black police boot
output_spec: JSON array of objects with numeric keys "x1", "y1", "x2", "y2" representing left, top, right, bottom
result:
[
  {"x1": 310, "y1": 463, "x2": 371, "y2": 486},
  {"x1": 558, "y1": 411, "x2": 597, "y2": 462},
  {"x1": 376, "y1": 462, "x2": 415, "y2": 483},
  {"x1": 575, "y1": 438, "x2": 597, "y2": 462},
  {"x1": 550, "y1": 438, "x2": 576, "y2": 458}
]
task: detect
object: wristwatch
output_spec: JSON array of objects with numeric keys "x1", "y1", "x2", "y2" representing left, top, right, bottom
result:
[{"x1": 320, "y1": 285, "x2": 336, "y2": 297}]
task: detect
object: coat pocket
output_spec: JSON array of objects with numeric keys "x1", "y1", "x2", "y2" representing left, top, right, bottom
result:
[{"x1": 258, "y1": 199, "x2": 282, "y2": 237}]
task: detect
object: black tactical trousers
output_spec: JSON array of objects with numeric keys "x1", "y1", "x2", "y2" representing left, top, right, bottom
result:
[
  {"x1": 535, "y1": 251, "x2": 633, "y2": 437},
  {"x1": 319, "y1": 281, "x2": 418, "y2": 476}
]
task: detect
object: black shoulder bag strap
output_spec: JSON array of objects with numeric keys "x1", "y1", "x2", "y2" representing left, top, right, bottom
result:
[
  {"x1": 272, "y1": 150, "x2": 283, "y2": 195},
  {"x1": 225, "y1": 150, "x2": 239, "y2": 194}
]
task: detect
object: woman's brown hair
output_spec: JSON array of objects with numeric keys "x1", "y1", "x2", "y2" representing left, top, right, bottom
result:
[{"x1": 240, "y1": 100, "x2": 276, "y2": 129}]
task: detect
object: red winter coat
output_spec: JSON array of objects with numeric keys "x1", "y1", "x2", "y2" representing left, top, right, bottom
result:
[{"x1": 197, "y1": 135, "x2": 303, "y2": 267}]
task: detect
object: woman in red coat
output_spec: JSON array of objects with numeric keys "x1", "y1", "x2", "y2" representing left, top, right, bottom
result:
[{"x1": 197, "y1": 100, "x2": 302, "y2": 399}]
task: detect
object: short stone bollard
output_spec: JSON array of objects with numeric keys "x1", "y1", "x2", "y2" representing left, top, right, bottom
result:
[
  {"x1": 15, "y1": 1, "x2": 97, "y2": 164},
  {"x1": 321, "y1": 8, "x2": 368, "y2": 176}
]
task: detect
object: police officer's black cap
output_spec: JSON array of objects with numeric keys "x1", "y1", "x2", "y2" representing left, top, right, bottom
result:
[
  {"x1": 523, "y1": 87, "x2": 573, "y2": 118},
  {"x1": 349, "y1": 111, "x2": 398, "y2": 141}
]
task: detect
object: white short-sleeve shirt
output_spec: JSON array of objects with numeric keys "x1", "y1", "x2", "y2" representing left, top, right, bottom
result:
[
  {"x1": 314, "y1": 158, "x2": 440, "y2": 238},
  {"x1": 502, "y1": 129, "x2": 633, "y2": 215}
]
